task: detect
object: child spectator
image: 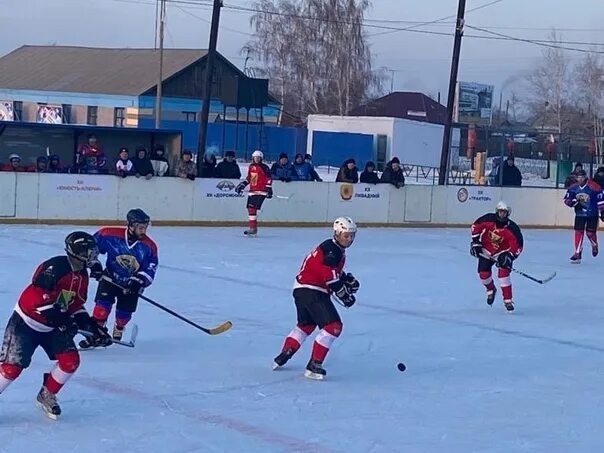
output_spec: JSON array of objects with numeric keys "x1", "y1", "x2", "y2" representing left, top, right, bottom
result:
[
  {"x1": 150, "y1": 145, "x2": 170, "y2": 177},
  {"x1": 215, "y1": 150, "x2": 241, "y2": 179},
  {"x1": 304, "y1": 154, "x2": 322, "y2": 181},
  {"x1": 336, "y1": 158, "x2": 359, "y2": 183},
  {"x1": 271, "y1": 152, "x2": 296, "y2": 182},
  {"x1": 199, "y1": 151, "x2": 217, "y2": 178},
  {"x1": 48, "y1": 154, "x2": 65, "y2": 173},
  {"x1": 360, "y1": 161, "x2": 379, "y2": 184},
  {"x1": 132, "y1": 145, "x2": 154, "y2": 180},
  {"x1": 32, "y1": 156, "x2": 48, "y2": 173},
  {"x1": 116, "y1": 147, "x2": 134, "y2": 178},
  {"x1": 175, "y1": 149, "x2": 197, "y2": 180},
  {"x1": 380, "y1": 157, "x2": 405, "y2": 188}
]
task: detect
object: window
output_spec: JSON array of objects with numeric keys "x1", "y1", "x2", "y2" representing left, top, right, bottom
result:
[
  {"x1": 87, "y1": 106, "x2": 98, "y2": 126},
  {"x1": 114, "y1": 107, "x2": 125, "y2": 127},
  {"x1": 183, "y1": 111, "x2": 197, "y2": 122},
  {"x1": 13, "y1": 101, "x2": 23, "y2": 121},
  {"x1": 61, "y1": 104, "x2": 72, "y2": 123}
]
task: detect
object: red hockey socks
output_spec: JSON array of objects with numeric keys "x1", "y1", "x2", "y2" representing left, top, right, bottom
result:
[
  {"x1": 247, "y1": 207, "x2": 258, "y2": 231},
  {"x1": 0, "y1": 363, "x2": 22, "y2": 393},
  {"x1": 115, "y1": 310, "x2": 132, "y2": 329},
  {"x1": 586, "y1": 231, "x2": 598, "y2": 248},
  {"x1": 283, "y1": 324, "x2": 315, "y2": 353},
  {"x1": 479, "y1": 271, "x2": 496, "y2": 291},
  {"x1": 44, "y1": 351, "x2": 80, "y2": 394},
  {"x1": 498, "y1": 268, "x2": 513, "y2": 300},
  {"x1": 92, "y1": 300, "x2": 112, "y2": 325},
  {"x1": 311, "y1": 322, "x2": 342, "y2": 363},
  {"x1": 575, "y1": 230, "x2": 585, "y2": 253}
]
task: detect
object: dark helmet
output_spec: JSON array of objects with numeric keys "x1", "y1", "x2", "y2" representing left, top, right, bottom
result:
[
  {"x1": 65, "y1": 231, "x2": 99, "y2": 266},
  {"x1": 127, "y1": 208, "x2": 150, "y2": 226}
]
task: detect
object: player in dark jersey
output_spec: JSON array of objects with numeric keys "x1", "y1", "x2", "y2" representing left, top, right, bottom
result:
[
  {"x1": 272, "y1": 217, "x2": 359, "y2": 380},
  {"x1": 0, "y1": 232, "x2": 110, "y2": 419},
  {"x1": 235, "y1": 150, "x2": 273, "y2": 236},
  {"x1": 470, "y1": 201, "x2": 524, "y2": 312}
]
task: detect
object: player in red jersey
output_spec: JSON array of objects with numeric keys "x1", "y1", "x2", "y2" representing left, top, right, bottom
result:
[
  {"x1": 470, "y1": 201, "x2": 524, "y2": 312},
  {"x1": 0, "y1": 232, "x2": 110, "y2": 419},
  {"x1": 272, "y1": 217, "x2": 359, "y2": 380},
  {"x1": 235, "y1": 150, "x2": 273, "y2": 236}
]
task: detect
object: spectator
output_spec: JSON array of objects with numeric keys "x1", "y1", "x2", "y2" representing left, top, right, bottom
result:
[
  {"x1": 48, "y1": 154, "x2": 65, "y2": 173},
  {"x1": 564, "y1": 162, "x2": 584, "y2": 188},
  {"x1": 594, "y1": 166, "x2": 604, "y2": 189},
  {"x1": 500, "y1": 156, "x2": 522, "y2": 187},
  {"x1": 215, "y1": 150, "x2": 241, "y2": 179},
  {"x1": 175, "y1": 149, "x2": 197, "y2": 180},
  {"x1": 115, "y1": 148, "x2": 134, "y2": 178},
  {"x1": 380, "y1": 157, "x2": 405, "y2": 188},
  {"x1": 360, "y1": 161, "x2": 380, "y2": 184},
  {"x1": 76, "y1": 133, "x2": 106, "y2": 174},
  {"x1": 199, "y1": 151, "x2": 217, "y2": 178},
  {"x1": 304, "y1": 154, "x2": 323, "y2": 181},
  {"x1": 150, "y1": 145, "x2": 170, "y2": 177},
  {"x1": 488, "y1": 157, "x2": 502, "y2": 186},
  {"x1": 1, "y1": 154, "x2": 25, "y2": 172},
  {"x1": 336, "y1": 158, "x2": 359, "y2": 183},
  {"x1": 271, "y1": 152, "x2": 296, "y2": 182},
  {"x1": 292, "y1": 153, "x2": 317, "y2": 181},
  {"x1": 132, "y1": 146, "x2": 154, "y2": 180},
  {"x1": 32, "y1": 156, "x2": 48, "y2": 173}
]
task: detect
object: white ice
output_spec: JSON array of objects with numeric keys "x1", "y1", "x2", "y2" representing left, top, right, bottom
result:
[{"x1": 0, "y1": 225, "x2": 602, "y2": 453}]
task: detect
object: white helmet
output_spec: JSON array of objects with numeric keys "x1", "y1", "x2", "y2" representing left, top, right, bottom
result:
[
  {"x1": 8, "y1": 153, "x2": 21, "y2": 162},
  {"x1": 496, "y1": 201, "x2": 511, "y2": 216},
  {"x1": 333, "y1": 216, "x2": 357, "y2": 234},
  {"x1": 252, "y1": 150, "x2": 263, "y2": 160}
]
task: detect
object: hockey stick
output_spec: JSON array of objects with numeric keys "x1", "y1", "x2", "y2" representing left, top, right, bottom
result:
[
  {"x1": 275, "y1": 195, "x2": 291, "y2": 200},
  {"x1": 479, "y1": 253, "x2": 556, "y2": 285},
  {"x1": 100, "y1": 276, "x2": 232, "y2": 335},
  {"x1": 78, "y1": 324, "x2": 138, "y2": 349}
]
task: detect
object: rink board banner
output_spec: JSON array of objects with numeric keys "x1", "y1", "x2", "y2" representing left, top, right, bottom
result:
[
  {"x1": 446, "y1": 186, "x2": 501, "y2": 225},
  {"x1": 193, "y1": 178, "x2": 246, "y2": 221},
  {"x1": 327, "y1": 183, "x2": 390, "y2": 223},
  {"x1": 38, "y1": 174, "x2": 118, "y2": 220}
]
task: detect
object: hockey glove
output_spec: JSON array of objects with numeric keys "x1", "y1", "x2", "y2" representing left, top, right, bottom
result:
[
  {"x1": 125, "y1": 274, "x2": 148, "y2": 295},
  {"x1": 38, "y1": 302, "x2": 70, "y2": 329},
  {"x1": 496, "y1": 252, "x2": 514, "y2": 270},
  {"x1": 329, "y1": 279, "x2": 356, "y2": 307},
  {"x1": 187, "y1": 174, "x2": 196, "y2": 181},
  {"x1": 470, "y1": 241, "x2": 483, "y2": 258},
  {"x1": 266, "y1": 186, "x2": 273, "y2": 199},
  {"x1": 342, "y1": 272, "x2": 360, "y2": 293},
  {"x1": 235, "y1": 181, "x2": 248, "y2": 194},
  {"x1": 89, "y1": 261, "x2": 104, "y2": 281}
]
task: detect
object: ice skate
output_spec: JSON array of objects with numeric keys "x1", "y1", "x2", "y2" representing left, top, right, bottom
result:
[
  {"x1": 570, "y1": 252, "x2": 582, "y2": 264},
  {"x1": 112, "y1": 325, "x2": 124, "y2": 341},
  {"x1": 503, "y1": 299, "x2": 514, "y2": 312},
  {"x1": 304, "y1": 359, "x2": 326, "y2": 380},
  {"x1": 486, "y1": 287, "x2": 497, "y2": 306},
  {"x1": 272, "y1": 348, "x2": 295, "y2": 370},
  {"x1": 244, "y1": 228, "x2": 257, "y2": 237},
  {"x1": 36, "y1": 376, "x2": 61, "y2": 420},
  {"x1": 592, "y1": 244, "x2": 598, "y2": 257}
]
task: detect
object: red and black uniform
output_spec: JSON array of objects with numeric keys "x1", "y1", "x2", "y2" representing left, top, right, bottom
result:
[
  {"x1": 471, "y1": 213, "x2": 523, "y2": 303},
  {"x1": 0, "y1": 256, "x2": 92, "y2": 395},
  {"x1": 279, "y1": 239, "x2": 347, "y2": 364},
  {"x1": 244, "y1": 162, "x2": 272, "y2": 231}
]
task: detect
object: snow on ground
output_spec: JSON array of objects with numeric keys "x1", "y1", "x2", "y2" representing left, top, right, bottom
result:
[{"x1": 0, "y1": 225, "x2": 602, "y2": 452}]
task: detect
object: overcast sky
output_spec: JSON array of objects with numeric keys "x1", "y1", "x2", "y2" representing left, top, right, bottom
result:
[{"x1": 1, "y1": 0, "x2": 603, "y2": 106}]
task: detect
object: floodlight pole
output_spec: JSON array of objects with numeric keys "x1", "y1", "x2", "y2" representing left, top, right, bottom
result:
[
  {"x1": 438, "y1": 0, "x2": 467, "y2": 185},
  {"x1": 197, "y1": 0, "x2": 223, "y2": 174}
]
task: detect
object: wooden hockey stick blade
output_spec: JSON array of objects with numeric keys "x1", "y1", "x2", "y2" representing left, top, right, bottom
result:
[{"x1": 207, "y1": 320, "x2": 233, "y2": 335}]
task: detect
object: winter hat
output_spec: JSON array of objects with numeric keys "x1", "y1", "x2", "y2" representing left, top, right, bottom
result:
[
  {"x1": 182, "y1": 149, "x2": 193, "y2": 156},
  {"x1": 225, "y1": 150, "x2": 236, "y2": 158},
  {"x1": 279, "y1": 152, "x2": 288, "y2": 160},
  {"x1": 391, "y1": 157, "x2": 401, "y2": 165}
]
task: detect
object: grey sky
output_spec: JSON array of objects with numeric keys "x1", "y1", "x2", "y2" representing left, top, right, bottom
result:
[{"x1": 1, "y1": 0, "x2": 603, "y2": 106}]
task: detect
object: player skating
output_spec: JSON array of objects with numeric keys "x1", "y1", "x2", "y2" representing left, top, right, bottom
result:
[
  {"x1": 79, "y1": 208, "x2": 158, "y2": 348},
  {"x1": 563, "y1": 169, "x2": 604, "y2": 263},
  {"x1": 0, "y1": 232, "x2": 110, "y2": 419},
  {"x1": 470, "y1": 201, "x2": 523, "y2": 312},
  {"x1": 272, "y1": 217, "x2": 360, "y2": 380},
  {"x1": 235, "y1": 150, "x2": 273, "y2": 236}
]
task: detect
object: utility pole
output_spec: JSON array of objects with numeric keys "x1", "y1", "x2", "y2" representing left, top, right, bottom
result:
[
  {"x1": 155, "y1": 0, "x2": 166, "y2": 128},
  {"x1": 438, "y1": 0, "x2": 466, "y2": 185},
  {"x1": 197, "y1": 0, "x2": 223, "y2": 174}
]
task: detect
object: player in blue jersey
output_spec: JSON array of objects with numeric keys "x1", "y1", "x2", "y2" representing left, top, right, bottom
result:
[
  {"x1": 79, "y1": 209, "x2": 158, "y2": 348},
  {"x1": 563, "y1": 169, "x2": 604, "y2": 263}
]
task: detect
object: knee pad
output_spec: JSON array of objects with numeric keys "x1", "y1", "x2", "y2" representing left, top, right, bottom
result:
[
  {"x1": 297, "y1": 324, "x2": 316, "y2": 335},
  {"x1": 0, "y1": 363, "x2": 23, "y2": 380},
  {"x1": 57, "y1": 351, "x2": 80, "y2": 374},
  {"x1": 247, "y1": 207, "x2": 257, "y2": 215},
  {"x1": 497, "y1": 268, "x2": 511, "y2": 279},
  {"x1": 324, "y1": 321, "x2": 343, "y2": 337}
]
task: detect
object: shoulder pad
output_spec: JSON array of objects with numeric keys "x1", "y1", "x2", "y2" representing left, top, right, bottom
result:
[
  {"x1": 320, "y1": 240, "x2": 343, "y2": 267},
  {"x1": 33, "y1": 256, "x2": 70, "y2": 290}
]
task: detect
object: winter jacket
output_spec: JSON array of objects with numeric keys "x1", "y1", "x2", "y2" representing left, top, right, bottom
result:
[
  {"x1": 336, "y1": 159, "x2": 359, "y2": 183},
  {"x1": 500, "y1": 160, "x2": 522, "y2": 187},
  {"x1": 360, "y1": 161, "x2": 379, "y2": 184},
  {"x1": 380, "y1": 162, "x2": 405, "y2": 188},
  {"x1": 150, "y1": 149, "x2": 170, "y2": 177},
  {"x1": 215, "y1": 159, "x2": 242, "y2": 179},
  {"x1": 199, "y1": 153, "x2": 217, "y2": 178},
  {"x1": 593, "y1": 167, "x2": 604, "y2": 189},
  {"x1": 48, "y1": 155, "x2": 66, "y2": 174},
  {"x1": 132, "y1": 149, "x2": 154, "y2": 177},
  {"x1": 116, "y1": 159, "x2": 134, "y2": 178},
  {"x1": 175, "y1": 159, "x2": 197, "y2": 180},
  {"x1": 271, "y1": 161, "x2": 297, "y2": 182}
]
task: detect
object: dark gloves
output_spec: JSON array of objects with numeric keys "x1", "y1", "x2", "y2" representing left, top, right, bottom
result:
[
  {"x1": 496, "y1": 252, "x2": 514, "y2": 270},
  {"x1": 187, "y1": 174, "x2": 196, "y2": 181},
  {"x1": 125, "y1": 273, "x2": 148, "y2": 295},
  {"x1": 235, "y1": 181, "x2": 247, "y2": 194},
  {"x1": 266, "y1": 187, "x2": 273, "y2": 199},
  {"x1": 89, "y1": 261, "x2": 103, "y2": 280}
]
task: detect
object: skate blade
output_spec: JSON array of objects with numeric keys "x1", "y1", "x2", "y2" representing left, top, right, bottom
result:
[
  {"x1": 272, "y1": 361, "x2": 281, "y2": 371},
  {"x1": 36, "y1": 401, "x2": 59, "y2": 421},
  {"x1": 571, "y1": 260, "x2": 581, "y2": 264},
  {"x1": 304, "y1": 370, "x2": 324, "y2": 381}
]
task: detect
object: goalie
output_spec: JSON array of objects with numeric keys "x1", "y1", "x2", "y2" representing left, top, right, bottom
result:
[{"x1": 272, "y1": 217, "x2": 359, "y2": 380}]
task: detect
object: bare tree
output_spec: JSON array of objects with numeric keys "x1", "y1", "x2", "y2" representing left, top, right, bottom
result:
[{"x1": 244, "y1": 0, "x2": 383, "y2": 122}]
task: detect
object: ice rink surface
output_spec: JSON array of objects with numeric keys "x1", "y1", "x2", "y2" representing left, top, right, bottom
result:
[{"x1": 0, "y1": 225, "x2": 602, "y2": 453}]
